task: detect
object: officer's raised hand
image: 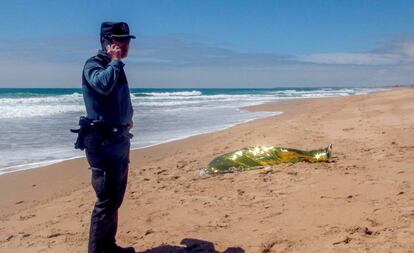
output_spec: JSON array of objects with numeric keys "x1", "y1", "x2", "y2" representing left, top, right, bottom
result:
[{"x1": 106, "y1": 44, "x2": 122, "y2": 61}]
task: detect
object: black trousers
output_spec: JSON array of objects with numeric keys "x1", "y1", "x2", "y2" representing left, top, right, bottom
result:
[{"x1": 85, "y1": 131, "x2": 131, "y2": 253}]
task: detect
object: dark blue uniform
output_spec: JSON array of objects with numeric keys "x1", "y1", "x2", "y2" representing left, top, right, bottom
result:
[
  {"x1": 82, "y1": 49, "x2": 134, "y2": 253},
  {"x1": 83, "y1": 49, "x2": 133, "y2": 126}
]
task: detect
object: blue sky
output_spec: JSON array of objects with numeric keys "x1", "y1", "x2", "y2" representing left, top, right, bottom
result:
[{"x1": 1, "y1": 0, "x2": 414, "y2": 88}]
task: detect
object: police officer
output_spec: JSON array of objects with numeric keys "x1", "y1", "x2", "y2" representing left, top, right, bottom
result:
[{"x1": 82, "y1": 22, "x2": 135, "y2": 253}]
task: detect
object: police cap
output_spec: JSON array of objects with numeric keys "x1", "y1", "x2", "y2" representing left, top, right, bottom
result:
[{"x1": 100, "y1": 22, "x2": 136, "y2": 39}]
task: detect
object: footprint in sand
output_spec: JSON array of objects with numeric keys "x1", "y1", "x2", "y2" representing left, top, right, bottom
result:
[{"x1": 19, "y1": 214, "x2": 36, "y2": 221}]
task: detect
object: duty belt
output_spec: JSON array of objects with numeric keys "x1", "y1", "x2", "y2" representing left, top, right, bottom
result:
[{"x1": 71, "y1": 116, "x2": 132, "y2": 150}]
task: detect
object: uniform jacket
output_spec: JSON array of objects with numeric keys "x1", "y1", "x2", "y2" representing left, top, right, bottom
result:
[{"x1": 82, "y1": 50, "x2": 133, "y2": 126}]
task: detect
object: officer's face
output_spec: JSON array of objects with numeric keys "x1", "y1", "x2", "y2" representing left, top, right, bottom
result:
[{"x1": 113, "y1": 38, "x2": 131, "y2": 58}]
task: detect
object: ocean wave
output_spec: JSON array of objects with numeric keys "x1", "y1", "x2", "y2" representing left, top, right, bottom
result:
[
  {"x1": 131, "y1": 88, "x2": 378, "y2": 101},
  {"x1": 134, "y1": 93, "x2": 283, "y2": 102},
  {"x1": 131, "y1": 88, "x2": 387, "y2": 107},
  {"x1": 0, "y1": 105, "x2": 85, "y2": 119},
  {"x1": 136, "y1": 100, "x2": 206, "y2": 107},
  {"x1": 0, "y1": 92, "x2": 83, "y2": 105},
  {"x1": 0, "y1": 92, "x2": 85, "y2": 119},
  {"x1": 134, "y1": 90, "x2": 203, "y2": 97},
  {"x1": 0, "y1": 88, "x2": 386, "y2": 118},
  {"x1": 134, "y1": 94, "x2": 279, "y2": 107},
  {"x1": 0, "y1": 92, "x2": 52, "y2": 98},
  {"x1": 267, "y1": 88, "x2": 385, "y2": 98}
]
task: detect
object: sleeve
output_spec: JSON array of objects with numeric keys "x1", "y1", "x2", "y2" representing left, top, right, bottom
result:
[{"x1": 83, "y1": 59, "x2": 125, "y2": 95}]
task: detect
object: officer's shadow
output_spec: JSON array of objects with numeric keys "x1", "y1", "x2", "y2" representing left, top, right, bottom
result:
[{"x1": 139, "y1": 238, "x2": 245, "y2": 253}]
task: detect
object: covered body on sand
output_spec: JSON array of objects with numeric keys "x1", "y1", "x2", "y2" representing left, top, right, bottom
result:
[{"x1": 202, "y1": 144, "x2": 332, "y2": 174}]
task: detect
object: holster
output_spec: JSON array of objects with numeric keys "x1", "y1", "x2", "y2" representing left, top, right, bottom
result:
[{"x1": 70, "y1": 116, "x2": 93, "y2": 150}]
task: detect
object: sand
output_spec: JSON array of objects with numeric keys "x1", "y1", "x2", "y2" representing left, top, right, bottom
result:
[{"x1": 1, "y1": 88, "x2": 414, "y2": 253}]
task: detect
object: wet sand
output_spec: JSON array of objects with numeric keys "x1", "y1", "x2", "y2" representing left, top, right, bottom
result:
[{"x1": 1, "y1": 88, "x2": 414, "y2": 252}]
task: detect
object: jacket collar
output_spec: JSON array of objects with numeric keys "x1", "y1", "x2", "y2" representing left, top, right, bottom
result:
[{"x1": 97, "y1": 50, "x2": 111, "y2": 63}]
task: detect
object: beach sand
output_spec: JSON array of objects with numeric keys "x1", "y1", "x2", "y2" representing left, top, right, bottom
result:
[{"x1": 1, "y1": 88, "x2": 414, "y2": 252}]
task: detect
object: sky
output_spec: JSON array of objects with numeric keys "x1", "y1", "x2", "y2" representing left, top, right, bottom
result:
[{"x1": 1, "y1": 0, "x2": 414, "y2": 88}]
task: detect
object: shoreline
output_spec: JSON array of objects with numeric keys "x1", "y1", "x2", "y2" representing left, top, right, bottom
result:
[
  {"x1": 1, "y1": 87, "x2": 413, "y2": 252},
  {"x1": 0, "y1": 111, "x2": 282, "y2": 176},
  {"x1": 0, "y1": 88, "x2": 387, "y2": 176}
]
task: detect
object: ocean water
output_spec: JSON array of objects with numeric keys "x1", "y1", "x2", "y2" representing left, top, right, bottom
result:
[{"x1": 0, "y1": 87, "x2": 385, "y2": 174}]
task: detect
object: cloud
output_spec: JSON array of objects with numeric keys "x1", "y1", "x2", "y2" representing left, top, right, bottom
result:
[
  {"x1": 377, "y1": 37, "x2": 414, "y2": 62},
  {"x1": 128, "y1": 35, "x2": 293, "y2": 67},
  {"x1": 296, "y1": 37, "x2": 414, "y2": 66},
  {"x1": 0, "y1": 34, "x2": 414, "y2": 87},
  {"x1": 297, "y1": 53, "x2": 402, "y2": 65},
  {"x1": 126, "y1": 63, "x2": 414, "y2": 88},
  {"x1": 132, "y1": 35, "x2": 414, "y2": 69},
  {"x1": 0, "y1": 35, "x2": 98, "y2": 63}
]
